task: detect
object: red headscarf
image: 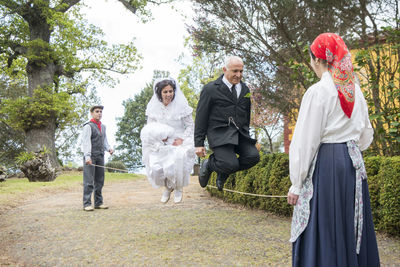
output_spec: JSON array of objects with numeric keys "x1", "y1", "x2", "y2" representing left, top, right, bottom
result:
[
  {"x1": 310, "y1": 33, "x2": 355, "y2": 118},
  {"x1": 90, "y1": 119, "x2": 102, "y2": 132}
]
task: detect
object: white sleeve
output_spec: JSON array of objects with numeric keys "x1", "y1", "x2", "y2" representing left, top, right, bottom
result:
[
  {"x1": 289, "y1": 88, "x2": 327, "y2": 195},
  {"x1": 82, "y1": 124, "x2": 92, "y2": 161},
  {"x1": 357, "y1": 91, "x2": 374, "y2": 151},
  {"x1": 102, "y1": 124, "x2": 111, "y2": 152},
  {"x1": 181, "y1": 114, "x2": 194, "y2": 141}
]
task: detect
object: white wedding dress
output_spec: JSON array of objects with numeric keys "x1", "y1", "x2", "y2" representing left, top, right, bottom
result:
[{"x1": 140, "y1": 78, "x2": 196, "y2": 189}]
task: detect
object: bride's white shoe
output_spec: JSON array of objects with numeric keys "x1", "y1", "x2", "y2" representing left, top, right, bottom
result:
[
  {"x1": 174, "y1": 189, "x2": 183, "y2": 203},
  {"x1": 161, "y1": 188, "x2": 172, "y2": 203}
]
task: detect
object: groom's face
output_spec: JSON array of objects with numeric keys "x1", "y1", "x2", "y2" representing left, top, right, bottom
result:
[{"x1": 223, "y1": 60, "x2": 244, "y2": 85}]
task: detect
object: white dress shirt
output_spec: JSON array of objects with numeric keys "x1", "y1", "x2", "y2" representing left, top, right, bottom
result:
[
  {"x1": 81, "y1": 123, "x2": 111, "y2": 161},
  {"x1": 289, "y1": 71, "x2": 373, "y2": 195},
  {"x1": 222, "y1": 75, "x2": 242, "y2": 98}
]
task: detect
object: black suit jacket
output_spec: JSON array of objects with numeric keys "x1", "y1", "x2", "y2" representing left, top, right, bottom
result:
[{"x1": 194, "y1": 75, "x2": 256, "y2": 148}]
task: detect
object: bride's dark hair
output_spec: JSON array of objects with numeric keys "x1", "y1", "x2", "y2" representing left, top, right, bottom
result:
[{"x1": 155, "y1": 79, "x2": 176, "y2": 102}]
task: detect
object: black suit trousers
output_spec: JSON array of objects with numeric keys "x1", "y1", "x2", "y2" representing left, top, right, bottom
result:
[{"x1": 208, "y1": 134, "x2": 260, "y2": 178}]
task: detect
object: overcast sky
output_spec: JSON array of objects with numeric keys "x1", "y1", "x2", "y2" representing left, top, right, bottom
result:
[{"x1": 80, "y1": 0, "x2": 194, "y2": 162}]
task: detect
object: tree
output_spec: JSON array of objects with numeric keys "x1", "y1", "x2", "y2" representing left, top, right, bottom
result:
[
  {"x1": 189, "y1": 0, "x2": 400, "y2": 156},
  {"x1": 250, "y1": 86, "x2": 282, "y2": 153},
  {"x1": 114, "y1": 84, "x2": 152, "y2": 170},
  {"x1": 177, "y1": 47, "x2": 223, "y2": 111},
  {"x1": 0, "y1": 0, "x2": 169, "y2": 171},
  {"x1": 55, "y1": 87, "x2": 101, "y2": 164},
  {"x1": 188, "y1": 0, "x2": 362, "y2": 116},
  {"x1": 0, "y1": 122, "x2": 25, "y2": 170},
  {"x1": 354, "y1": 26, "x2": 400, "y2": 156},
  {"x1": 0, "y1": 78, "x2": 26, "y2": 169}
]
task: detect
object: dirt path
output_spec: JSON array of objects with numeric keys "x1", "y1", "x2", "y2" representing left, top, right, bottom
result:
[{"x1": 0, "y1": 176, "x2": 399, "y2": 266}]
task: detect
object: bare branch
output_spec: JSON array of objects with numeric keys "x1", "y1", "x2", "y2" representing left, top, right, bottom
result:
[
  {"x1": 55, "y1": 0, "x2": 81, "y2": 13},
  {"x1": 117, "y1": 0, "x2": 138, "y2": 14},
  {"x1": 147, "y1": 0, "x2": 172, "y2": 4},
  {"x1": 83, "y1": 67, "x2": 131, "y2": 75}
]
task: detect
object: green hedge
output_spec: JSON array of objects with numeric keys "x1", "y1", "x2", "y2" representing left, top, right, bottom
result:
[
  {"x1": 373, "y1": 156, "x2": 400, "y2": 236},
  {"x1": 207, "y1": 153, "x2": 400, "y2": 237},
  {"x1": 105, "y1": 160, "x2": 127, "y2": 173}
]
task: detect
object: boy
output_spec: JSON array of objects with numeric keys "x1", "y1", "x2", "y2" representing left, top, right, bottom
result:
[{"x1": 81, "y1": 105, "x2": 114, "y2": 211}]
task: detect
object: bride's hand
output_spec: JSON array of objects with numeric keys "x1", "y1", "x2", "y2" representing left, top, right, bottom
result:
[{"x1": 172, "y1": 138, "x2": 183, "y2": 146}]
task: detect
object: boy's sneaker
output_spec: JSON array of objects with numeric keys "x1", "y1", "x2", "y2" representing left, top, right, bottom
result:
[{"x1": 83, "y1": 206, "x2": 94, "y2": 211}]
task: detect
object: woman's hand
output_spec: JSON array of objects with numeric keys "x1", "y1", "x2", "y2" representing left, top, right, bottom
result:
[
  {"x1": 287, "y1": 192, "x2": 299, "y2": 205},
  {"x1": 172, "y1": 138, "x2": 183, "y2": 146}
]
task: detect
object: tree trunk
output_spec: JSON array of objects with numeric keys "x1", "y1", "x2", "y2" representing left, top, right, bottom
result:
[
  {"x1": 25, "y1": 117, "x2": 59, "y2": 168},
  {"x1": 25, "y1": 59, "x2": 60, "y2": 168},
  {"x1": 23, "y1": 4, "x2": 60, "y2": 169},
  {"x1": 20, "y1": 150, "x2": 56, "y2": 182},
  {"x1": 263, "y1": 127, "x2": 274, "y2": 153}
]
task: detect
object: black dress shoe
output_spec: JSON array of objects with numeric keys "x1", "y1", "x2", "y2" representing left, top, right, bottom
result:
[
  {"x1": 198, "y1": 159, "x2": 212, "y2": 188},
  {"x1": 216, "y1": 173, "x2": 227, "y2": 191}
]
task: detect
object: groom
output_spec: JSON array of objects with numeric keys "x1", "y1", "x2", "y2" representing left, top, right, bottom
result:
[{"x1": 194, "y1": 56, "x2": 260, "y2": 191}]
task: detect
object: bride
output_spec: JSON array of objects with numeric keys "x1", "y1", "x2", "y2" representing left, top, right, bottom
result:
[{"x1": 140, "y1": 77, "x2": 196, "y2": 203}]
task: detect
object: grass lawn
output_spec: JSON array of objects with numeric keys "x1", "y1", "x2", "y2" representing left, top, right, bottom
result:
[{"x1": 0, "y1": 171, "x2": 144, "y2": 211}]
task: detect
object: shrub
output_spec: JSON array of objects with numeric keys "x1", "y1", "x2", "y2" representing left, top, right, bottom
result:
[
  {"x1": 206, "y1": 152, "x2": 400, "y2": 237},
  {"x1": 267, "y1": 154, "x2": 290, "y2": 216},
  {"x1": 364, "y1": 156, "x2": 384, "y2": 227},
  {"x1": 207, "y1": 152, "x2": 290, "y2": 214},
  {"x1": 377, "y1": 156, "x2": 400, "y2": 236},
  {"x1": 105, "y1": 160, "x2": 127, "y2": 173}
]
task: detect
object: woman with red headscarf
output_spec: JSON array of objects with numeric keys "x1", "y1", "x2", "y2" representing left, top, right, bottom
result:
[{"x1": 287, "y1": 33, "x2": 380, "y2": 266}]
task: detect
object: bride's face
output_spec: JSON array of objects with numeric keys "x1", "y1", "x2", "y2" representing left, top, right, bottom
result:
[{"x1": 161, "y1": 85, "x2": 174, "y2": 106}]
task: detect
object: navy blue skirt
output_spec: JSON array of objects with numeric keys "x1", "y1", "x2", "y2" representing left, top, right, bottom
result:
[{"x1": 292, "y1": 143, "x2": 380, "y2": 267}]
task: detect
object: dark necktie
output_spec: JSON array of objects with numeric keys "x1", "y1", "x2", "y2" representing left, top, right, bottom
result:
[{"x1": 231, "y1": 84, "x2": 237, "y2": 100}]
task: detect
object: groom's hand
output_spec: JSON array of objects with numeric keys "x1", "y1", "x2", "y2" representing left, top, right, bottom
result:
[{"x1": 195, "y1": 147, "x2": 206, "y2": 157}]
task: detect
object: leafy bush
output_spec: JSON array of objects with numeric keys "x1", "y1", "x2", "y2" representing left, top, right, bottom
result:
[
  {"x1": 15, "y1": 152, "x2": 36, "y2": 165},
  {"x1": 207, "y1": 152, "x2": 400, "y2": 237},
  {"x1": 377, "y1": 156, "x2": 400, "y2": 236},
  {"x1": 208, "y1": 153, "x2": 291, "y2": 216},
  {"x1": 16, "y1": 147, "x2": 49, "y2": 165},
  {"x1": 364, "y1": 156, "x2": 383, "y2": 225},
  {"x1": 105, "y1": 160, "x2": 127, "y2": 173}
]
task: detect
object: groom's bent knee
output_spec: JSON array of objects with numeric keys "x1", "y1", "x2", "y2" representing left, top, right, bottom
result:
[
  {"x1": 215, "y1": 159, "x2": 240, "y2": 175},
  {"x1": 249, "y1": 152, "x2": 260, "y2": 167},
  {"x1": 239, "y1": 150, "x2": 260, "y2": 170}
]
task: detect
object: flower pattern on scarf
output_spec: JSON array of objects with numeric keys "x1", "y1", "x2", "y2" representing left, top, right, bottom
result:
[
  {"x1": 310, "y1": 33, "x2": 355, "y2": 118},
  {"x1": 325, "y1": 48, "x2": 334, "y2": 63}
]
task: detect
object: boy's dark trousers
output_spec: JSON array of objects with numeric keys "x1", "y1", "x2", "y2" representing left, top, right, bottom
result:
[{"x1": 83, "y1": 154, "x2": 105, "y2": 208}]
